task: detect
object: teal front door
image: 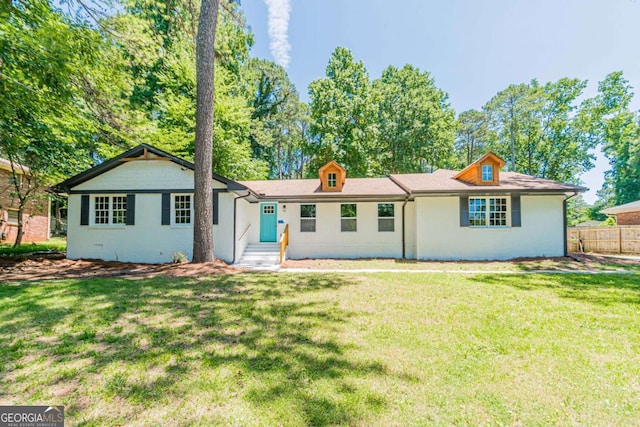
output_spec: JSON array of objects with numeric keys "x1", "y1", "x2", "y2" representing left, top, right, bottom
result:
[{"x1": 260, "y1": 203, "x2": 277, "y2": 242}]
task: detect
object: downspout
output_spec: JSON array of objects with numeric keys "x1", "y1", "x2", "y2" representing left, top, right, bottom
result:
[
  {"x1": 563, "y1": 192, "x2": 579, "y2": 256},
  {"x1": 401, "y1": 196, "x2": 409, "y2": 259},
  {"x1": 232, "y1": 192, "x2": 251, "y2": 264}
]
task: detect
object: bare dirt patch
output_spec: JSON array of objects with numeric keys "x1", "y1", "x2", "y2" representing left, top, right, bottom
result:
[
  {"x1": 0, "y1": 252, "x2": 240, "y2": 282},
  {"x1": 282, "y1": 253, "x2": 640, "y2": 272}
]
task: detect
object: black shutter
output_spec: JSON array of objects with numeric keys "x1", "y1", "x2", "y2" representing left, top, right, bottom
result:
[
  {"x1": 511, "y1": 194, "x2": 521, "y2": 227},
  {"x1": 126, "y1": 194, "x2": 136, "y2": 225},
  {"x1": 459, "y1": 196, "x2": 469, "y2": 227},
  {"x1": 161, "y1": 193, "x2": 171, "y2": 225},
  {"x1": 80, "y1": 195, "x2": 89, "y2": 226},
  {"x1": 213, "y1": 190, "x2": 219, "y2": 225}
]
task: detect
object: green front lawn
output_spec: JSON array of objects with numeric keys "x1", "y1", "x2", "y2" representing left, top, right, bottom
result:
[
  {"x1": 0, "y1": 237, "x2": 66, "y2": 255},
  {"x1": 1, "y1": 272, "x2": 639, "y2": 425}
]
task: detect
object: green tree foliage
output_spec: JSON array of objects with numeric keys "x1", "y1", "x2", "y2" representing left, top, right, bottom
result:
[
  {"x1": 580, "y1": 72, "x2": 640, "y2": 206},
  {"x1": 483, "y1": 78, "x2": 594, "y2": 183},
  {"x1": 566, "y1": 195, "x2": 593, "y2": 227},
  {"x1": 309, "y1": 47, "x2": 378, "y2": 176},
  {"x1": 245, "y1": 58, "x2": 310, "y2": 179},
  {"x1": 0, "y1": 0, "x2": 100, "y2": 245},
  {"x1": 373, "y1": 65, "x2": 455, "y2": 173},
  {"x1": 454, "y1": 110, "x2": 495, "y2": 167}
]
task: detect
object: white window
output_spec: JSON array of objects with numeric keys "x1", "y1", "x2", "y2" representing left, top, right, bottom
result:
[
  {"x1": 94, "y1": 196, "x2": 110, "y2": 224},
  {"x1": 341, "y1": 204, "x2": 357, "y2": 232},
  {"x1": 263, "y1": 205, "x2": 275, "y2": 215},
  {"x1": 300, "y1": 204, "x2": 316, "y2": 232},
  {"x1": 482, "y1": 165, "x2": 493, "y2": 181},
  {"x1": 93, "y1": 195, "x2": 127, "y2": 225},
  {"x1": 174, "y1": 194, "x2": 192, "y2": 225},
  {"x1": 7, "y1": 209, "x2": 19, "y2": 224},
  {"x1": 328, "y1": 173, "x2": 337, "y2": 188},
  {"x1": 469, "y1": 197, "x2": 508, "y2": 227},
  {"x1": 112, "y1": 196, "x2": 127, "y2": 225},
  {"x1": 378, "y1": 203, "x2": 394, "y2": 232}
]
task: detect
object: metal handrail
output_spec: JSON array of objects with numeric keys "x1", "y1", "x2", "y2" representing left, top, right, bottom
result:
[{"x1": 238, "y1": 223, "x2": 251, "y2": 241}]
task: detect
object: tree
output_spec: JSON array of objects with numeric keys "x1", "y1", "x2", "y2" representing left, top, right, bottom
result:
[
  {"x1": 192, "y1": 0, "x2": 220, "y2": 263},
  {"x1": 454, "y1": 109, "x2": 495, "y2": 167},
  {"x1": 372, "y1": 65, "x2": 455, "y2": 173},
  {"x1": 245, "y1": 58, "x2": 310, "y2": 179},
  {"x1": 581, "y1": 72, "x2": 640, "y2": 206},
  {"x1": 483, "y1": 83, "x2": 531, "y2": 172},
  {"x1": 308, "y1": 47, "x2": 378, "y2": 176},
  {"x1": 0, "y1": 0, "x2": 97, "y2": 246},
  {"x1": 483, "y1": 78, "x2": 595, "y2": 183}
]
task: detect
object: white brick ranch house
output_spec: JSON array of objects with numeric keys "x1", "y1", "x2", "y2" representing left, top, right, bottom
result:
[{"x1": 56, "y1": 145, "x2": 586, "y2": 264}]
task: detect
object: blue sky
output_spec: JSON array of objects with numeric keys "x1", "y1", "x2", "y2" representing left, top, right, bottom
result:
[{"x1": 242, "y1": 0, "x2": 640, "y2": 203}]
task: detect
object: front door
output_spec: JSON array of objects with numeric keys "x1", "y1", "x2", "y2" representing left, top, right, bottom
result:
[{"x1": 259, "y1": 203, "x2": 277, "y2": 242}]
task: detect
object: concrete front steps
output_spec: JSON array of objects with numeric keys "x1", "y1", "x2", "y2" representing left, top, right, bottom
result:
[{"x1": 235, "y1": 243, "x2": 281, "y2": 271}]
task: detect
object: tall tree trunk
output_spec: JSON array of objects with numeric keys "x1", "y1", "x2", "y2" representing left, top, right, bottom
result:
[
  {"x1": 192, "y1": 0, "x2": 219, "y2": 263},
  {"x1": 13, "y1": 202, "x2": 25, "y2": 248}
]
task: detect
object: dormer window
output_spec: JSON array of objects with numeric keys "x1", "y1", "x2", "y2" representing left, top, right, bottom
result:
[
  {"x1": 318, "y1": 160, "x2": 346, "y2": 192},
  {"x1": 481, "y1": 165, "x2": 493, "y2": 181},
  {"x1": 453, "y1": 152, "x2": 506, "y2": 186},
  {"x1": 328, "y1": 173, "x2": 337, "y2": 188}
]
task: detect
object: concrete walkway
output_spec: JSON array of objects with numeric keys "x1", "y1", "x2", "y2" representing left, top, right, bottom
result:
[{"x1": 279, "y1": 268, "x2": 639, "y2": 274}]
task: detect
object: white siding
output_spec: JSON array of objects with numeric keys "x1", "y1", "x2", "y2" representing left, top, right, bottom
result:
[
  {"x1": 67, "y1": 193, "x2": 194, "y2": 263},
  {"x1": 415, "y1": 195, "x2": 565, "y2": 260},
  {"x1": 273, "y1": 202, "x2": 404, "y2": 259},
  {"x1": 404, "y1": 201, "x2": 416, "y2": 259},
  {"x1": 67, "y1": 161, "x2": 234, "y2": 264},
  {"x1": 213, "y1": 192, "x2": 236, "y2": 262},
  {"x1": 234, "y1": 197, "x2": 258, "y2": 261},
  {"x1": 72, "y1": 160, "x2": 227, "y2": 191}
]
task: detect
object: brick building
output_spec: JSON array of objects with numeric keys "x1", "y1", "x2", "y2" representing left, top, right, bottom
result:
[
  {"x1": 0, "y1": 158, "x2": 50, "y2": 243},
  {"x1": 602, "y1": 200, "x2": 640, "y2": 226}
]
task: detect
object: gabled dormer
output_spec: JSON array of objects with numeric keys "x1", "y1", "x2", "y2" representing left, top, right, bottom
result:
[
  {"x1": 318, "y1": 160, "x2": 346, "y2": 192},
  {"x1": 453, "y1": 152, "x2": 506, "y2": 186}
]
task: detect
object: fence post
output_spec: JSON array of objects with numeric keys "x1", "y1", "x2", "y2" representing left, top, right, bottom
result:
[{"x1": 618, "y1": 227, "x2": 622, "y2": 254}]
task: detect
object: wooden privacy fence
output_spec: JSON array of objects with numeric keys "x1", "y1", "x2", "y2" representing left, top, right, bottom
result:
[{"x1": 567, "y1": 226, "x2": 640, "y2": 254}]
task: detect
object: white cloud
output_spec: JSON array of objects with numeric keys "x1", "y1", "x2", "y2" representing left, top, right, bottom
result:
[{"x1": 264, "y1": 0, "x2": 291, "y2": 68}]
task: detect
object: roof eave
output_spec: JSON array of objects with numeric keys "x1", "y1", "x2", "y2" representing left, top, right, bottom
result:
[{"x1": 54, "y1": 144, "x2": 246, "y2": 193}]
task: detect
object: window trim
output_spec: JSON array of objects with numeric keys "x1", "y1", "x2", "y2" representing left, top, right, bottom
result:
[
  {"x1": 468, "y1": 196, "x2": 510, "y2": 228},
  {"x1": 300, "y1": 203, "x2": 316, "y2": 233},
  {"x1": 172, "y1": 193, "x2": 194, "y2": 227},
  {"x1": 6, "y1": 209, "x2": 19, "y2": 225},
  {"x1": 377, "y1": 203, "x2": 395, "y2": 232},
  {"x1": 481, "y1": 164, "x2": 493, "y2": 181},
  {"x1": 327, "y1": 173, "x2": 337, "y2": 188},
  {"x1": 340, "y1": 203, "x2": 357, "y2": 232},
  {"x1": 91, "y1": 195, "x2": 128, "y2": 227}
]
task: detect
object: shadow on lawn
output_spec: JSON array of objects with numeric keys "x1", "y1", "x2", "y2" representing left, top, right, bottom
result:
[
  {"x1": 0, "y1": 273, "x2": 387, "y2": 425},
  {"x1": 470, "y1": 273, "x2": 640, "y2": 306}
]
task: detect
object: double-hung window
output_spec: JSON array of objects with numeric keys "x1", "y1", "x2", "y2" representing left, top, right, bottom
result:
[
  {"x1": 300, "y1": 204, "x2": 316, "y2": 232},
  {"x1": 469, "y1": 197, "x2": 508, "y2": 227},
  {"x1": 378, "y1": 203, "x2": 394, "y2": 232},
  {"x1": 340, "y1": 204, "x2": 357, "y2": 232},
  {"x1": 481, "y1": 165, "x2": 493, "y2": 181},
  {"x1": 93, "y1": 195, "x2": 127, "y2": 225},
  {"x1": 6, "y1": 209, "x2": 19, "y2": 224},
  {"x1": 173, "y1": 194, "x2": 193, "y2": 225},
  {"x1": 327, "y1": 173, "x2": 337, "y2": 188}
]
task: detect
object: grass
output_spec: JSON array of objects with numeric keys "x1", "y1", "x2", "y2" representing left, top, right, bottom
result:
[
  {"x1": 1, "y1": 272, "x2": 639, "y2": 425},
  {"x1": 0, "y1": 237, "x2": 66, "y2": 255}
]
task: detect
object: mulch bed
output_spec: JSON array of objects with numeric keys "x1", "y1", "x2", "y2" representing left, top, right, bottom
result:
[{"x1": 0, "y1": 252, "x2": 240, "y2": 283}]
